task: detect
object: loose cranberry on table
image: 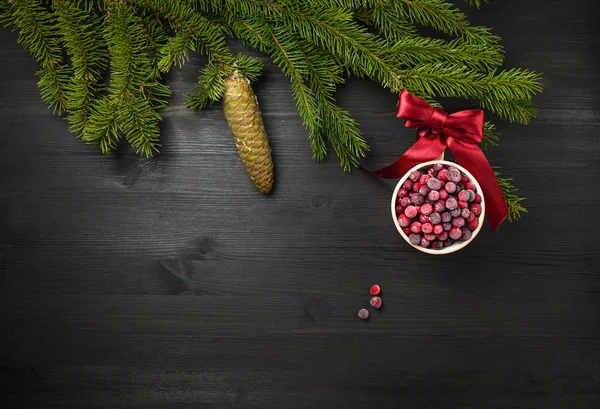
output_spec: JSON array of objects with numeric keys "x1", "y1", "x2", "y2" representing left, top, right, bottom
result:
[
  {"x1": 370, "y1": 296, "x2": 383, "y2": 309},
  {"x1": 358, "y1": 308, "x2": 370, "y2": 320},
  {"x1": 370, "y1": 285, "x2": 381, "y2": 296}
]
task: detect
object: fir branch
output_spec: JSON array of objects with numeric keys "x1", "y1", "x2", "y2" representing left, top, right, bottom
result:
[
  {"x1": 133, "y1": 0, "x2": 234, "y2": 71},
  {"x1": 1, "y1": 0, "x2": 69, "y2": 114},
  {"x1": 494, "y1": 169, "x2": 527, "y2": 222},
  {"x1": 400, "y1": 0, "x2": 469, "y2": 36},
  {"x1": 184, "y1": 61, "x2": 227, "y2": 110},
  {"x1": 53, "y1": 0, "x2": 108, "y2": 136},
  {"x1": 464, "y1": 0, "x2": 489, "y2": 8},
  {"x1": 480, "y1": 120, "x2": 499, "y2": 151},
  {"x1": 355, "y1": 1, "x2": 418, "y2": 42}
]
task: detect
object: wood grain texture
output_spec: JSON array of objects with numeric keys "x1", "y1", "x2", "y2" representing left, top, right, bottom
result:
[{"x1": 1, "y1": 0, "x2": 599, "y2": 408}]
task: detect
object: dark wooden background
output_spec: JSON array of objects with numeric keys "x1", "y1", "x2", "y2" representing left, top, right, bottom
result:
[{"x1": 1, "y1": 1, "x2": 599, "y2": 408}]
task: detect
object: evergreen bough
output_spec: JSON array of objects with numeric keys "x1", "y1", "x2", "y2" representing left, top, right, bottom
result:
[{"x1": 1, "y1": 0, "x2": 541, "y2": 219}]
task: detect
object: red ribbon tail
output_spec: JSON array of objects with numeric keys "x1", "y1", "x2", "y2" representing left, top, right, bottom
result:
[
  {"x1": 448, "y1": 139, "x2": 509, "y2": 231},
  {"x1": 362, "y1": 134, "x2": 447, "y2": 179}
]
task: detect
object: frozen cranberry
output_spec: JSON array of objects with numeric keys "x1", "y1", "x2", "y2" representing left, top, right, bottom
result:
[
  {"x1": 450, "y1": 207, "x2": 462, "y2": 217},
  {"x1": 466, "y1": 212, "x2": 475, "y2": 222},
  {"x1": 424, "y1": 233, "x2": 437, "y2": 241},
  {"x1": 400, "y1": 197, "x2": 411, "y2": 208},
  {"x1": 434, "y1": 200, "x2": 445, "y2": 213},
  {"x1": 421, "y1": 203, "x2": 433, "y2": 216},
  {"x1": 398, "y1": 214, "x2": 412, "y2": 227},
  {"x1": 370, "y1": 285, "x2": 381, "y2": 296},
  {"x1": 414, "y1": 205, "x2": 421, "y2": 213},
  {"x1": 461, "y1": 208, "x2": 470, "y2": 219},
  {"x1": 426, "y1": 178, "x2": 442, "y2": 191},
  {"x1": 396, "y1": 205, "x2": 404, "y2": 215},
  {"x1": 420, "y1": 238, "x2": 430, "y2": 248},
  {"x1": 433, "y1": 224, "x2": 444, "y2": 235},
  {"x1": 412, "y1": 182, "x2": 422, "y2": 192},
  {"x1": 439, "y1": 189, "x2": 448, "y2": 200},
  {"x1": 431, "y1": 241, "x2": 444, "y2": 250},
  {"x1": 408, "y1": 233, "x2": 421, "y2": 245},
  {"x1": 427, "y1": 167, "x2": 435, "y2": 175},
  {"x1": 441, "y1": 212, "x2": 452, "y2": 223},
  {"x1": 428, "y1": 190, "x2": 440, "y2": 201},
  {"x1": 410, "y1": 193, "x2": 425, "y2": 206},
  {"x1": 370, "y1": 296, "x2": 382, "y2": 309},
  {"x1": 419, "y1": 185, "x2": 431, "y2": 196},
  {"x1": 458, "y1": 190, "x2": 470, "y2": 202},
  {"x1": 419, "y1": 213, "x2": 430, "y2": 224},
  {"x1": 474, "y1": 194, "x2": 482, "y2": 203},
  {"x1": 443, "y1": 239, "x2": 454, "y2": 247},
  {"x1": 443, "y1": 222, "x2": 452, "y2": 231},
  {"x1": 461, "y1": 228, "x2": 472, "y2": 241},
  {"x1": 437, "y1": 231, "x2": 449, "y2": 241},
  {"x1": 419, "y1": 174, "x2": 431, "y2": 185},
  {"x1": 422, "y1": 223, "x2": 433, "y2": 234},
  {"x1": 465, "y1": 182, "x2": 476, "y2": 191},
  {"x1": 404, "y1": 205, "x2": 418, "y2": 218},
  {"x1": 449, "y1": 226, "x2": 462, "y2": 240},
  {"x1": 409, "y1": 170, "x2": 421, "y2": 182},
  {"x1": 444, "y1": 182, "x2": 456, "y2": 194},
  {"x1": 410, "y1": 221, "x2": 422, "y2": 234},
  {"x1": 457, "y1": 183, "x2": 464, "y2": 191},
  {"x1": 460, "y1": 175, "x2": 468, "y2": 184},
  {"x1": 447, "y1": 168, "x2": 461, "y2": 183},
  {"x1": 438, "y1": 168, "x2": 448, "y2": 181},
  {"x1": 433, "y1": 163, "x2": 444, "y2": 172},
  {"x1": 398, "y1": 188, "x2": 408, "y2": 199},
  {"x1": 403, "y1": 179, "x2": 413, "y2": 190},
  {"x1": 445, "y1": 197, "x2": 458, "y2": 210},
  {"x1": 458, "y1": 200, "x2": 469, "y2": 209},
  {"x1": 358, "y1": 308, "x2": 370, "y2": 319},
  {"x1": 468, "y1": 218, "x2": 479, "y2": 231},
  {"x1": 452, "y1": 217, "x2": 465, "y2": 227},
  {"x1": 470, "y1": 203, "x2": 482, "y2": 216},
  {"x1": 403, "y1": 227, "x2": 411, "y2": 235},
  {"x1": 429, "y1": 212, "x2": 441, "y2": 225}
]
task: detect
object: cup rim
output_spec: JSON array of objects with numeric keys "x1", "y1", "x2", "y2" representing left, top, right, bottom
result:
[{"x1": 391, "y1": 160, "x2": 486, "y2": 255}]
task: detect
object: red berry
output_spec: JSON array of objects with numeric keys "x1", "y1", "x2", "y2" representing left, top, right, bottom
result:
[
  {"x1": 452, "y1": 217, "x2": 465, "y2": 227},
  {"x1": 403, "y1": 179, "x2": 413, "y2": 190},
  {"x1": 410, "y1": 193, "x2": 425, "y2": 206},
  {"x1": 370, "y1": 296, "x2": 382, "y2": 309},
  {"x1": 445, "y1": 197, "x2": 458, "y2": 210},
  {"x1": 422, "y1": 223, "x2": 433, "y2": 234},
  {"x1": 465, "y1": 182, "x2": 476, "y2": 191},
  {"x1": 419, "y1": 213, "x2": 430, "y2": 224},
  {"x1": 421, "y1": 203, "x2": 433, "y2": 216},
  {"x1": 458, "y1": 200, "x2": 469, "y2": 209},
  {"x1": 429, "y1": 212, "x2": 441, "y2": 225},
  {"x1": 426, "y1": 178, "x2": 442, "y2": 191},
  {"x1": 443, "y1": 239, "x2": 454, "y2": 247},
  {"x1": 398, "y1": 214, "x2": 412, "y2": 227},
  {"x1": 449, "y1": 226, "x2": 462, "y2": 240},
  {"x1": 419, "y1": 174, "x2": 431, "y2": 185},
  {"x1": 470, "y1": 203, "x2": 482, "y2": 216},
  {"x1": 437, "y1": 231, "x2": 449, "y2": 241},
  {"x1": 439, "y1": 190, "x2": 448, "y2": 200},
  {"x1": 441, "y1": 212, "x2": 452, "y2": 223},
  {"x1": 458, "y1": 190, "x2": 470, "y2": 202},
  {"x1": 427, "y1": 167, "x2": 435, "y2": 174},
  {"x1": 370, "y1": 284, "x2": 381, "y2": 296},
  {"x1": 474, "y1": 194, "x2": 482, "y2": 203},
  {"x1": 410, "y1": 221, "x2": 422, "y2": 234},
  {"x1": 412, "y1": 182, "x2": 422, "y2": 192},
  {"x1": 409, "y1": 170, "x2": 422, "y2": 182},
  {"x1": 403, "y1": 227, "x2": 412, "y2": 235},
  {"x1": 419, "y1": 186, "x2": 431, "y2": 197},
  {"x1": 466, "y1": 212, "x2": 475, "y2": 222},
  {"x1": 460, "y1": 175, "x2": 469, "y2": 184},
  {"x1": 445, "y1": 182, "x2": 456, "y2": 193},
  {"x1": 433, "y1": 224, "x2": 444, "y2": 235},
  {"x1": 461, "y1": 208, "x2": 470, "y2": 219},
  {"x1": 358, "y1": 308, "x2": 370, "y2": 320},
  {"x1": 398, "y1": 188, "x2": 408, "y2": 198},
  {"x1": 461, "y1": 228, "x2": 472, "y2": 241},
  {"x1": 428, "y1": 190, "x2": 440, "y2": 201},
  {"x1": 420, "y1": 238, "x2": 430, "y2": 248},
  {"x1": 396, "y1": 205, "x2": 404, "y2": 215},
  {"x1": 433, "y1": 163, "x2": 444, "y2": 172},
  {"x1": 404, "y1": 205, "x2": 418, "y2": 218},
  {"x1": 468, "y1": 218, "x2": 479, "y2": 231},
  {"x1": 438, "y1": 168, "x2": 448, "y2": 181},
  {"x1": 447, "y1": 169, "x2": 462, "y2": 183},
  {"x1": 408, "y1": 233, "x2": 421, "y2": 245},
  {"x1": 400, "y1": 197, "x2": 411, "y2": 208},
  {"x1": 424, "y1": 233, "x2": 437, "y2": 241},
  {"x1": 431, "y1": 241, "x2": 444, "y2": 250}
]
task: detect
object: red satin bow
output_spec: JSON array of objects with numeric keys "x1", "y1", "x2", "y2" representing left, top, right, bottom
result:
[{"x1": 367, "y1": 90, "x2": 508, "y2": 231}]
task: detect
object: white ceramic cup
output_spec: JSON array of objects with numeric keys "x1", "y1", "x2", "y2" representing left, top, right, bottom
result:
[{"x1": 391, "y1": 160, "x2": 485, "y2": 255}]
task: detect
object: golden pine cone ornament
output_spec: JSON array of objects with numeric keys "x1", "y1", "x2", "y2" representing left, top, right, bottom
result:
[{"x1": 222, "y1": 71, "x2": 274, "y2": 194}]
